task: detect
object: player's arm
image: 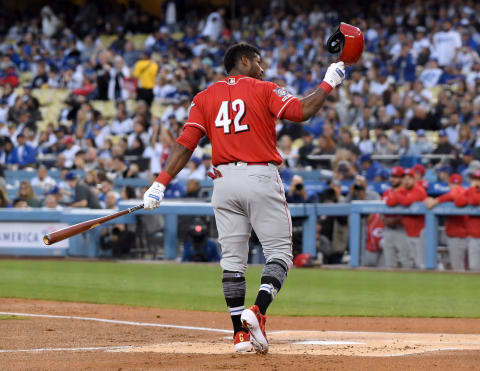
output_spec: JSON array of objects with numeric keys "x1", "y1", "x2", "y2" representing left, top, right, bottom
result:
[{"x1": 143, "y1": 96, "x2": 206, "y2": 210}]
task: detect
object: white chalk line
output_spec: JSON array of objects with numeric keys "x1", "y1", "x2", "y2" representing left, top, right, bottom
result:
[
  {"x1": 1, "y1": 311, "x2": 479, "y2": 357},
  {"x1": 0, "y1": 311, "x2": 231, "y2": 334},
  {"x1": 0, "y1": 346, "x2": 133, "y2": 353}
]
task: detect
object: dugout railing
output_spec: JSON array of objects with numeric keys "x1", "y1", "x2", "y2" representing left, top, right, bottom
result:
[{"x1": 1, "y1": 201, "x2": 479, "y2": 270}]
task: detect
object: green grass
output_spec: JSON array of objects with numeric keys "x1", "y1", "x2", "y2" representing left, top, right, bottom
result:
[
  {"x1": 0, "y1": 315, "x2": 27, "y2": 320},
  {"x1": 0, "y1": 260, "x2": 479, "y2": 317}
]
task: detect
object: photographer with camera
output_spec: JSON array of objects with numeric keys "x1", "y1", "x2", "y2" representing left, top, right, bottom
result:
[
  {"x1": 286, "y1": 175, "x2": 308, "y2": 203},
  {"x1": 182, "y1": 219, "x2": 220, "y2": 263}
]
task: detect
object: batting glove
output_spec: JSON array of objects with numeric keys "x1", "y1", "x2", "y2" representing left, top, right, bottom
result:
[
  {"x1": 323, "y1": 61, "x2": 345, "y2": 88},
  {"x1": 143, "y1": 181, "x2": 165, "y2": 210}
]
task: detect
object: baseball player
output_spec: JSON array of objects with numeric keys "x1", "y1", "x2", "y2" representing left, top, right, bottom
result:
[
  {"x1": 385, "y1": 168, "x2": 427, "y2": 269},
  {"x1": 424, "y1": 173, "x2": 468, "y2": 271},
  {"x1": 454, "y1": 169, "x2": 480, "y2": 271},
  {"x1": 142, "y1": 43, "x2": 347, "y2": 353},
  {"x1": 381, "y1": 166, "x2": 409, "y2": 268}
]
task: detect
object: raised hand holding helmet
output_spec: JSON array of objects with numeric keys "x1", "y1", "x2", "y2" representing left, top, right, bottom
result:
[{"x1": 323, "y1": 61, "x2": 345, "y2": 89}]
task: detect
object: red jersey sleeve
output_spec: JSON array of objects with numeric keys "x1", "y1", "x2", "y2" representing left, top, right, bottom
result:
[
  {"x1": 264, "y1": 81, "x2": 298, "y2": 120},
  {"x1": 437, "y1": 192, "x2": 453, "y2": 203},
  {"x1": 184, "y1": 95, "x2": 207, "y2": 135}
]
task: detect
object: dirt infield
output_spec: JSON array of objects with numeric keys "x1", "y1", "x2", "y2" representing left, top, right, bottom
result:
[{"x1": 1, "y1": 299, "x2": 480, "y2": 370}]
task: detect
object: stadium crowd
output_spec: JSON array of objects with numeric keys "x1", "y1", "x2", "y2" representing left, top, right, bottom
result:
[{"x1": 1, "y1": 0, "x2": 480, "y2": 268}]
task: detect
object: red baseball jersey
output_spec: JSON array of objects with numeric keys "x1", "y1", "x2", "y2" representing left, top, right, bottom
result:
[{"x1": 184, "y1": 75, "x2": 297, "y2": 166}]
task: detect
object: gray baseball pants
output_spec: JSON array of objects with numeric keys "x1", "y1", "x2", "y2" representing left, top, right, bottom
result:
[
  {"x1": 468, "y1": 238, "x2": 480, "y2": 271},
  {"x1": 407, "y1": 229, "x2": 425, "y2": 269},
  {"x1": 381, "y1": 227, "x2": 410, "y2": 268},
  {"x1": 211, "y1": 162, "x2": 293, "y2": 273},
  {"x1": 446, "y1": 237, "x2": 467, "y2": 271}
]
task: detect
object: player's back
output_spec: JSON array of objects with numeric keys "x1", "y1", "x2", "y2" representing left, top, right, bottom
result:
[{"x1": 188, "y1": 75, "x2": 291, "y2": 166}]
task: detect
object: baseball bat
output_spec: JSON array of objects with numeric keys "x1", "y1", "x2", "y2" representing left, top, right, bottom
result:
[{"x1": 43, "y1": 204, "x2": 144, "y2": 245}]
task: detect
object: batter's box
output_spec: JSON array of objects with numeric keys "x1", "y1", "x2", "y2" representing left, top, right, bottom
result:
[{"x1": 110, "y1": 330, "x2": 480, "y2": 357}]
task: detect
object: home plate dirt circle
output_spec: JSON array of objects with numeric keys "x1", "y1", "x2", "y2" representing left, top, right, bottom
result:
[{"x1": 112, "y1": 330, "x2": 480, "y2": 357}]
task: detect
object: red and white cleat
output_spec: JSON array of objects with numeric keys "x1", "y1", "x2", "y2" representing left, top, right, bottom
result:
[
  {"x1": 240, "y1": 305, "x2": 268, "y2": 354},
  {"x1": 233, "y1": 330, "x2": 253, "y2": 353}
]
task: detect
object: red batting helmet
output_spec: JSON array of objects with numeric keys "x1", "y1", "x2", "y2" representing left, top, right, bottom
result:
[
  {"x1": 293, "y1": 253, "x2": 315, "y2": 268},
  {"x1": 326, "y1": 22, "x2": 365, "y2": 65}
]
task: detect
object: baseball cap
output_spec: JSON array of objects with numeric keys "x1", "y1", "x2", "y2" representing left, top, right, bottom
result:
[
  {"x1": 471, "y1": 169, "x2": 480, "y2": 179},
  {"x1": 190, "y1": 157, "x2": 201, "y2": 166},
  {"x1": 404, "y1": 168, "x2": 415, "y2": 177},
  {"x1": 449, "y1": 174, "x2": 462, "y2": 185},
  {"x1": 390, "y1": 166, "x2": 405, "y2": 177},
  {"x1": 359, "y1": 154, "x2": 371, "y2": 163},
  {"x1": 413, "y1": 164, "x2": 426, "y2": 176},
  {"x1": 63, "y1": 135, "x2": 74, "y2": 145},
  {"x1": 417, "y1": 129, "x2": 426, "y2": 137},
  {"x1": 65, "y1": 171, "x2": 77, "y2": 181},
  {"x1": 438, "y1": 129, "x2": 447, "y2": 137}
]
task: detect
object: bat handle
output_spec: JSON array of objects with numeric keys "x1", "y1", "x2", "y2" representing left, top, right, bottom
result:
[{"x1": 127, "y1": 203, "x2": 144, "y2": 213}]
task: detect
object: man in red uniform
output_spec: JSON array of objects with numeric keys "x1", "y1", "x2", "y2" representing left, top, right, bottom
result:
[
  {"x1": 381, "y1": 166, "x2": 409, "y2": 268},
  {"x1": 413, "y1": 164, "x2": 428, "y2": 190},
  {"x1": 385, "y1": 168, "x2": 427, "y2": 268},
  {"x1": 453, "y1": 169, "x2": 480, "y2": 271},
  {"x1": 142, "y1": 43, "x2": 346, "y2": 353},
  {"x1": 424, "y1": 174, "x2": 468, "y2": 270}
]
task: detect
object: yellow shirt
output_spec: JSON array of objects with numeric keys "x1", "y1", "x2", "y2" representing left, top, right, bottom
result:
[{"x1": 133, "y1": 59, "x2": 159, "y2": 89}]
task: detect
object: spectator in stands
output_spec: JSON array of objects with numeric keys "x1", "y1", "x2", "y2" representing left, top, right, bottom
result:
[
  {"x1": 358, "y1": 127, "x2": 374, "y2": 155},
  {"x1": 65, "y1": 171, "x2": 101, "y2": 209},
  {"x1": 111, "y1": 106, "x2": 133, "y2": 135},
  {"x1": 133, "y1": 51, "x2": 158, "y2": 106},
  {"x1": 99, "y1": 179, "x2": 120, "y2": 207},
  {"x1": 17, "y1": 180, "x2": 41, "y2": 208},
  {"x1": 385, "y1": 168, "x2": 427, "y2": 269},
  {"x1": 186, "y1": 179, "x2": 201, "y2": 198},
  {"x1": 432, "y1": 20, "x2": 461, "y2": 67},
  {"x1": 0, "y1": 186, "x2": 9, "y2": 208},
  {"x1": 410, "y1": 129, "x2": 434, "y2": 156},
  {"x1": 108, "y1": 56, "x2": 130, "y2": 101},
  {"x1": 436, "y1": 165, "x2": 452, "y2": 183},
  {"x1": 12, "y1": 197, "x2": 28, "y2": 208},
  {"x1": 31, "y1": 165, "x2": 56, "y2": 193},
  {"x1": 425, "y1": 174, "x2": 468, "y2": 270},
  {"x1": 43, "y1": 194, "x2": 63, "y2": 210},
  {"x1": 433, "y1": 130, "x2": 458, "y2": 156},
  {"x1": 121, "y1": 185, "x2": 137, "y2": 200},
  {"x1": 61, "y1": 136, "x2": 80, "y2": 168},
  {"x1": 6, "y1": 133, "x2": 36, "y2": 169},
  {"x1": 278, "y1": 135, "x2": 298, "y2": 168},
  {"x1": 182, "y1": 220, "x2": 220, "y2": 262},
  {"x1": 359, "y1": 154, "x2": 384, "y2": 182},
  {"x1": 32, "y1": 62, "x2": 48, "y2": 88},
  {"x1": 104, "y1": 191, "x2": 118, "y2": 209}
]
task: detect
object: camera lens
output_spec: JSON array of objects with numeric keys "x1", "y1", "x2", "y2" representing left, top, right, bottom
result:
[{"x1": 295, "y1": 183, "x2": 304, "y2": 191}]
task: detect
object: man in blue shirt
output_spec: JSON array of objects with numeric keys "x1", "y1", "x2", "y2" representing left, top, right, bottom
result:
[{"x1": 7, "y1": 133, "x2": 36, "y2": 168}]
